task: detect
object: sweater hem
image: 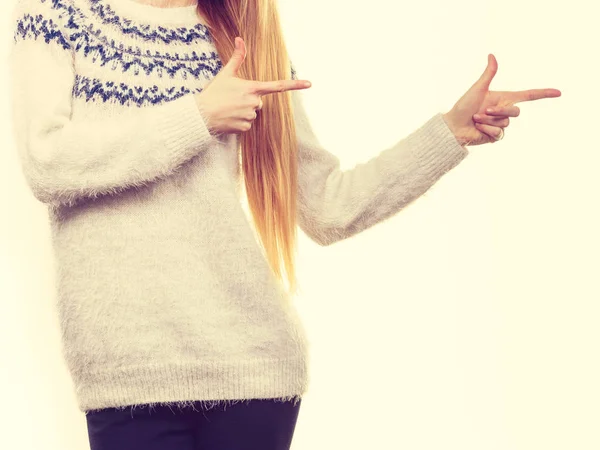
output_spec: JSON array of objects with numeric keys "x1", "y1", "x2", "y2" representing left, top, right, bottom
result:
[{"x1": 75, "y1": 357, "x2": 309, "y2": 414}]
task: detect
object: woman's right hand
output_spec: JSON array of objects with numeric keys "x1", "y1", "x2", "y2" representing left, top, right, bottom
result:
[{"x1": 194, "y1": 37, "x2": 312, "y2": 136}]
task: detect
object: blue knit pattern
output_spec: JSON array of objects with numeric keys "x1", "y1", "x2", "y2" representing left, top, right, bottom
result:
[
  {"x1": 14, "y1": 0, "x2": 297, "y2": 108},
  {"x1": 14, "y1": 11, "x2": 73, "y2": 50},
  {"x1": 68, "y1": 25, "x2": 224, "y2": 80},
  {"x1": 73, "y1": 74, "x2": 203, "y2": 106},
  {"x1": 87, "y1": 0, "x2": 212, "y2": 45},
  {"x1": 46, "y1": 0, "x2": 213, "y2": 45}
]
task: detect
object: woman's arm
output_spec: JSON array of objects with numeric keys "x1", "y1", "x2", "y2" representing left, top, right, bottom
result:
[
  {"x1": 8, "y1": 0, "x2": 219, "y2": 207},
  {"x1": 292, "y1": 88, "x2": 470, "y2": 247}
]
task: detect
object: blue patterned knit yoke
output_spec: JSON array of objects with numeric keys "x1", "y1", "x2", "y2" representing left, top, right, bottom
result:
[{"x1": 13, "y1": 0, "x2": 297, "y2": 108}]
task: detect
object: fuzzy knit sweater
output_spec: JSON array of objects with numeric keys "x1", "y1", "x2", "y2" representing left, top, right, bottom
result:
[{"x1": 8, "y1": 0, "x2": 469, "y2": 413}]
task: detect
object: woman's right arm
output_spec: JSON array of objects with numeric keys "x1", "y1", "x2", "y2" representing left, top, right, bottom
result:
[{"x1": 8, "y1": 0, "x2": 219, "y2": 207}]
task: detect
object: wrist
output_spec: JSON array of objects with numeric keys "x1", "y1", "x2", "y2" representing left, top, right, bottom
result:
[{"x1": 442, "y1": 111, "x2": 468, "y2": 146}]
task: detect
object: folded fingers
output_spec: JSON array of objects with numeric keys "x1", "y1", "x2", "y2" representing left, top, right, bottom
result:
[
  {"x1": 474, "y1": 122, "x2": 504, "y2": 141},
  {"x1": 486, "y1": 106, "x2": 520, "y2": 117},
  {"x1": 473, "y1": 114, "x2": 510, "y2": 127}
]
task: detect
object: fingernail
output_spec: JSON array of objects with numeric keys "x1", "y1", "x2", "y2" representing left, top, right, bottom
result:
[
  {"x1": 473, "y1": 114, "x2": 481, "y2": 120},
  {"x1": 486, "y1": 108, "x2": 494, "y2": 113}
]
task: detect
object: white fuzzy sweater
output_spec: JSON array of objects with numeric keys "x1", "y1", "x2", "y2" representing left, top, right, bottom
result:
[{"x1": 8, "y1": 0, "x2": 469, "y2": 413}]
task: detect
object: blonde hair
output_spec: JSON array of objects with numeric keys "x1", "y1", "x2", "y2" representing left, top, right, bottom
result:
[{"x1": 197, "y1": 0, "x2": 300, "y2": 296}]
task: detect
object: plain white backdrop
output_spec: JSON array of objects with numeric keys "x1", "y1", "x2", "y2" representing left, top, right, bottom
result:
[{"x1": 1, "y1": 0, "x2": 597, "y2": 449}]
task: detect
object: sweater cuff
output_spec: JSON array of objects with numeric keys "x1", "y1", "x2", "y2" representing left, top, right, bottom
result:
[
  {"x1": 158, "y1": 93, "x2": 220, "y2": 157},
  {"x1": 405, "y1": 112, "x2": 469, "y2": 179}
]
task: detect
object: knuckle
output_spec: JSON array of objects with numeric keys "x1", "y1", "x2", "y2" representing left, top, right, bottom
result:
[{"x1": 248, "y1": 81, "x2": 261, "y2": 93}]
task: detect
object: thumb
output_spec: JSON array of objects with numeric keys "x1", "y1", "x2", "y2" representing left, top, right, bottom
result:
[
  {"x1": 475, "y1": 53, "x2": 498, "y2": 91},
  {"x1": 221, "y1": 37, "x2": 246, "y2": 77}
]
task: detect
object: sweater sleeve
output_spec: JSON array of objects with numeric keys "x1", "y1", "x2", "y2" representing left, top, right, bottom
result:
[
  {"x1": 291, "y1": 87, "x2": 470, "y2": 247},
  {"x1": 8, "y1": 0, "x2": 219, "y2": 207}
]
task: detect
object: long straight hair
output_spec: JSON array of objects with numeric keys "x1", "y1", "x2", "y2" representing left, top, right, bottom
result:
[{"x1": 195, "y1": 0, "x2": 300, "y2": 296}]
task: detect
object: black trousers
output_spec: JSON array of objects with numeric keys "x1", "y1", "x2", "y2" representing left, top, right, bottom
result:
[{"x1": 85, "y1": 398, "x2": 302, "y2": 450}]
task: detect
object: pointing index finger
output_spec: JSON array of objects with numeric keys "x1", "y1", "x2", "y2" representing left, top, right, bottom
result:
[
  {"x1": 508, "y1": 88, "x2": 562, "y2": 103},
  {"x1": 252, "y1": 79, "x2": 312, "y2": 96}
]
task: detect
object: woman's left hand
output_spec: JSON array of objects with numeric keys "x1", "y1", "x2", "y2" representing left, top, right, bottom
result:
[{"x1": 443, "y1": 54, "x2": 561, "y2": 146}]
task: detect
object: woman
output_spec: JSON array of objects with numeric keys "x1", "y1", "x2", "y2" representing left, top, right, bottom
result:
[{"x1": 8, "y1": 0, "x2": 560, "y2": 449}]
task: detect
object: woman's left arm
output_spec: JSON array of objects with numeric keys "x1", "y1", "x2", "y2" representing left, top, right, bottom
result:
[
  {"x1": 293, "y1": 54, "x2": 560, "y2": 247},
  {"x1": 292, "y1": 88, "x2": 469, "y2": 247}
]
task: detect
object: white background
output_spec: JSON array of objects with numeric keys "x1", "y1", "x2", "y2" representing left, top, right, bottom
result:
[{"x1": 1, "y1": 0, "x2": 598, "y2": 449}]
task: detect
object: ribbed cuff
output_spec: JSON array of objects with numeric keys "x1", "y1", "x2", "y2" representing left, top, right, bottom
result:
[
  {"x1": 403, "y1": 112, "x2": 470, "y2": 180},
  {"x1": 157, "y1": 93, "x2": 221, "y2": 160}
]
